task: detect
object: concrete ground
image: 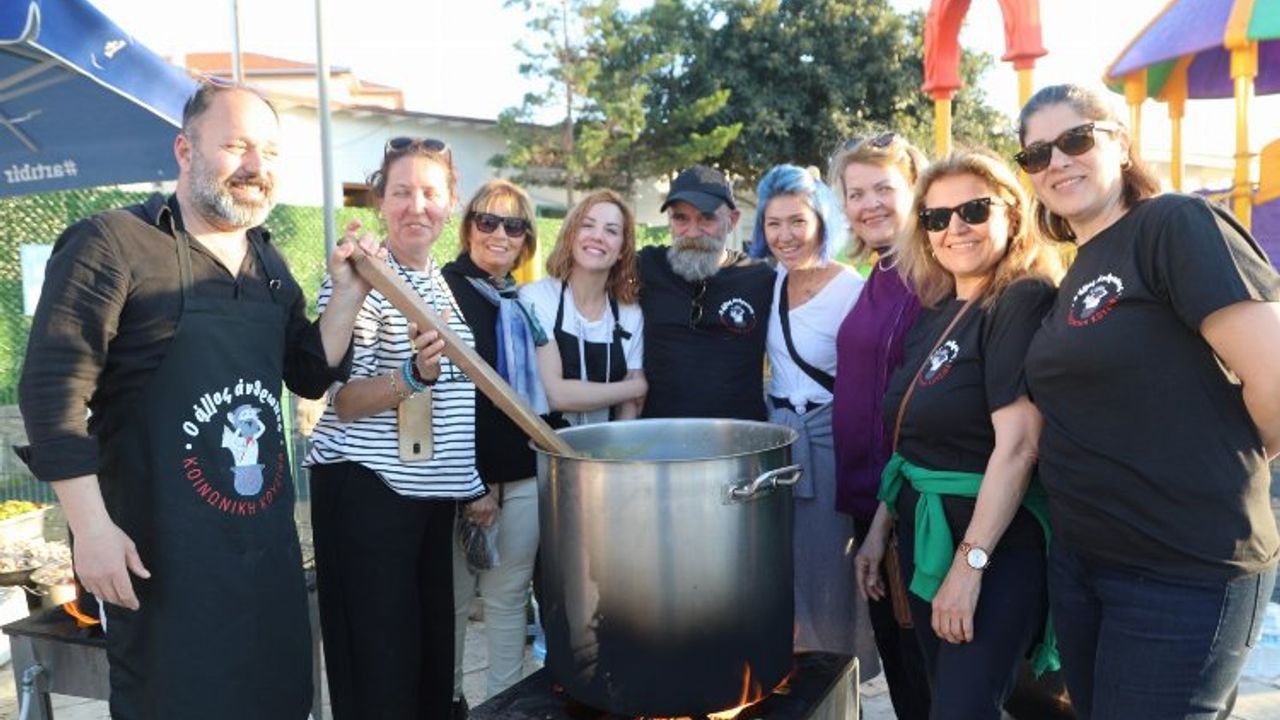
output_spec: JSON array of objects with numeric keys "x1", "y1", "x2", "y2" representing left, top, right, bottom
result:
[
  {"x1": 0, "y1": 608, "x2": 1278, "y2": 719},
  {"x1": 4, "y1": 506, "x2": 1280, "y2": 719}
]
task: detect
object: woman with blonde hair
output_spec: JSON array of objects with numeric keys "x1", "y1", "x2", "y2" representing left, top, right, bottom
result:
[
  {"x1": 520, "y1": 189, "x2": 646, "y2": 425},
  {"x1": 829, "y1": 131, "x2": 932, "y2": 720},
  {"x1": 856, "y1": 149, "x2": 1062, "y2": 719},
  {"x1": 440, "y1": 178, "x2": 547, "y2": 715}
]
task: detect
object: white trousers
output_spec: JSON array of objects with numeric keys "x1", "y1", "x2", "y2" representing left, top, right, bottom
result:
[{"x1": 452, "y1": 476, "x2": 540, "y2": 699}]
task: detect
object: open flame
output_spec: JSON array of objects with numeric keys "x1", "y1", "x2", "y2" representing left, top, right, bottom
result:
[
  {"x1": 641, "y1": 662, "x2": 793, "y2": 720},
  {"x1": 705, "y1": 661, "x2": 763, "y2": 719}
]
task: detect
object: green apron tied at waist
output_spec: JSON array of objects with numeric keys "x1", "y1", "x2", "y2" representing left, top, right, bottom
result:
[{"x1": 878, "y1": 452, "x2": 1060, "y2": 676}]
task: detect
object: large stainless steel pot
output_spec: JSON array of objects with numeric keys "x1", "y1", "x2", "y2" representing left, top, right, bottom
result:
[{"x1": 534, "y1": 418, "x2": 801, "y2": 717}]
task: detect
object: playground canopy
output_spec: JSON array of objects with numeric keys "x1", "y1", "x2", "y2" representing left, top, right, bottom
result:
[{"x1": 1105, "y1": 0, "x2": 1280, "y2": 228}]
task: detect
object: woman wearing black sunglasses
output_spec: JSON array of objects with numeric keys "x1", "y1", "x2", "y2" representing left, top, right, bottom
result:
[
  {"x1": 306, "y1": 137, "x2": 477, "y2": 720},
  {"x1": 519, "y1": 189, "x2": 647, "y2": 426},
  {"x1": 856, "y1": 150, "x2": 1062, "y2": 720},
  {"x1": 441, "y1": 178, "x2": 548, "y2": 715},
  {"x1": 1020, "y1": 83, "x2": 1280, "y2": 720}
]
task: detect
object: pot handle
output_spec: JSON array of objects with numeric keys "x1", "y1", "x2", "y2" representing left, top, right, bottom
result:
[{"x1": 728, "y1": 464, "x2": 803, "y2": 502}]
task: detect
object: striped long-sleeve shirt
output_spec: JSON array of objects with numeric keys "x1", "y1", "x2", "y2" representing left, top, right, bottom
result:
[{"x1": 305, "y1": 253, "x2": 483, "y2": 499}]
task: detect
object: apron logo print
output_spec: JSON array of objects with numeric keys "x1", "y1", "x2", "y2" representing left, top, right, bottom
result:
[
  {"x1": 223, "y1": 405, "x2": 266, "y2": 496},
  {"x1": 179, "y1": 378, "x2": 287, "y2": 516}
]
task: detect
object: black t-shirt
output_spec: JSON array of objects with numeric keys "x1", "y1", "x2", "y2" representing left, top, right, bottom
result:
[
  {"x1": 1025, "y1": 194, "x2": 1280, "y2": 581},
  {"x1": 884, "y1": 278, "x2": 1055, "y2": 548},
  {"x1": 441, "y1": 255, "x2": 536, "y2": 485},
  {"x1": 638, "y1": 245, "x2": 774, "y2": 420}
]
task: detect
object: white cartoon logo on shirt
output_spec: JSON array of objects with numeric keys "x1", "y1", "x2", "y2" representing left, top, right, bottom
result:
[
  {"x1": 1068, "y1": 274, "x2": 1124, "y2": 327},
  {"x1": 718, "y1": 297, "x2": 758, "y2": 334},
  {"x1": 919, "y1": 340, "x2": 960, "y2": 386}
]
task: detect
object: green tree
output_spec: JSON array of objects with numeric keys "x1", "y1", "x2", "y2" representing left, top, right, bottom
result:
[
  {"x1": 642, "y1": 0, "x2": 1016, "y2": 186},
  {"x1": 497, "y1": 0, "x2": 741, "y2": 203}
]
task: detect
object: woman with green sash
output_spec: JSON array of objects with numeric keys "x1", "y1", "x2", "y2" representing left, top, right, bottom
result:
[{"x1": 854, "y1": 150, "x2": 1062, "y2": 720}]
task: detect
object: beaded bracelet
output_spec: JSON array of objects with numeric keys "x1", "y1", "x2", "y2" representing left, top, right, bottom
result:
[
  {"x1": 411, "y1": 357, "x2": 437, "y2": 387},
  {"x1": 402, "y1": 356, "x2": 430, "y2": 394}
]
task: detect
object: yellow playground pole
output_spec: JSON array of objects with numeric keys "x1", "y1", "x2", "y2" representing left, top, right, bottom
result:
[
  {"x1": 1124, "y1": 70, "x2": 1146, "y2": 154},
  {"x1": 1230, "y1": 42, "x2": 1257, "y2": 229},
  {"x1": 1018, "y1": 68, "x2": 1034, "y2": 109},
  {"x1": 935, "y1": 96, "x2": 952, "y2": 158},
  {"x1": 1162, "y1": 59, "x2": 1191, "y2": 192}
]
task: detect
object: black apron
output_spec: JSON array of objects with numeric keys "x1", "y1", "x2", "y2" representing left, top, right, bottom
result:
[
  {"x1": 546, "y1": 283, "x2": 628, "y2": 427},
  {"x1": 98, "y1": 231, "x2": 311, "y2": 720},
  {"x1": 552, "y1": 281, "x2": 628, "y2": 383}
]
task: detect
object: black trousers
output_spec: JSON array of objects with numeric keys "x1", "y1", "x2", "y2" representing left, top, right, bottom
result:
[
  {"x1": 855, "y1": 517, "x2": 933, "y2": 720},
  {"x1": 311, "y1": 462, "x2": 457, "y2": 720},
  {"x1": 898, "y1": 508, "x2": 1048, "y2": 720}
]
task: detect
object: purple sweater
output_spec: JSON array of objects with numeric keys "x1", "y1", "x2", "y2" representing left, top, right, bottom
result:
[{"x1": 832, "y1": 261, "x2": 920, "y2": 521}]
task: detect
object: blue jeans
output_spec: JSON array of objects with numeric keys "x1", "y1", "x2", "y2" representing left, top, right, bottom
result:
[{"x1": 1048, "y1": 542, "x2": 1275, "y2": 720}]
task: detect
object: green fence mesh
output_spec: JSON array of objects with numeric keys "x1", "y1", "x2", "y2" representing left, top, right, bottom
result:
[{"x1": 0, "y1": 187, "x2": 670, "y2": 506}]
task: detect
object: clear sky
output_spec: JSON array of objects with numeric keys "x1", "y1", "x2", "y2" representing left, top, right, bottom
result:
[{"x1": 88, "y1": 0, "x2": 1276, "y2": 163}]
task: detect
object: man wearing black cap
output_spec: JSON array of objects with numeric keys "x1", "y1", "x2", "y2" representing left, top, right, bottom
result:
[{"x1": 637, "y1": 165, "x2": 774, "y2": 420}]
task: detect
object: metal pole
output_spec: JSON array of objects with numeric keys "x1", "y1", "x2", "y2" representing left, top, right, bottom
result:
[
  {"x1": 229, "y1": 0, "x2": 244, "y2": 83},
  {"x1": 314, "y1": 0, "x2": 337, "y2": 257}
]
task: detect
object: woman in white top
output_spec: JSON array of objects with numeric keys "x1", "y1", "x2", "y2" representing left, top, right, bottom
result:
[
  {"x1": 305, "y1": 138, "x2": 479, "y2": 720},
  {"x1": 749, "y1": 164, "x2": 868, "y2": 659},
  {"x1": 520, "y1": 189, "x2": 646, "y2": 425}
]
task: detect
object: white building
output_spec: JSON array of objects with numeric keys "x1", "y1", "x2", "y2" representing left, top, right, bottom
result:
[{"x1": 182, "y1": 52, "x2": 671, "y2": 226}]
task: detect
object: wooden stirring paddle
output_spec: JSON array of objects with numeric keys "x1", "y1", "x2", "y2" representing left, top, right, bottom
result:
[{"x1": 346, "y1": 247, "x2": 576, "y2": 456}]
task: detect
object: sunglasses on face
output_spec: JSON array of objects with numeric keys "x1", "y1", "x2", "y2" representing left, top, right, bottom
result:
[
  {"x1": 384, "y1": 136, "x2": 450, "y2": 157},
  {"x1": 470, "y1": 212, "x2": 531, "y2": 238},
  {"x1": 918, "y1": 197, "x2": 1003, "y2": 232},
  {"x1": 1014, "y1": 121, "x2": 1120, "y2": 174}
]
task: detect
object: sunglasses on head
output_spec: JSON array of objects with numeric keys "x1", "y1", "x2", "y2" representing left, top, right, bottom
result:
[
  {"x1": 470, "y1": 212, "x2": 531, "y2": 238},
  {"x1": 833, "y1": 131, "x2": 898, "y2": 157},
  {"x1": 384, "y1": 136, "x2": 450, "y2": 157},
  {"x1": 918, "y1": 197, "x2": 1003, "y2": 232},
  {"x1": 1014, "y1": 121, "x2": 1120, "y2": 174}
]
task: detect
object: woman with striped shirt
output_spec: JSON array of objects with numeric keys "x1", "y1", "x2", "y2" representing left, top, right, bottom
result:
[{"x1": 305, "y1": 138, "x2": 481, "y2": 720}]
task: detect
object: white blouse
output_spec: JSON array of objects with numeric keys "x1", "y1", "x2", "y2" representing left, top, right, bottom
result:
[{"x1": 766, "y1": 265, "x2": 863, "y2": 409}]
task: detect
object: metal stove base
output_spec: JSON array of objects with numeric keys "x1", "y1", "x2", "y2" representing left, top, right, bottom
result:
[{"x1": 471, "y1": 652, "x2": 857, "y2": 720}]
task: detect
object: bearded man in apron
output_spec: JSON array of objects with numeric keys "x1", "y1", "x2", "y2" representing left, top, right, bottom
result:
[{"x1": 17, "y1": 81, "x2": 384, "y2": 719}]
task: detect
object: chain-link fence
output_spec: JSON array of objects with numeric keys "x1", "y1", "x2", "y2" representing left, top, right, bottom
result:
[{"x1": 0, "y1": 187, "x2": 670, "y2": 514}]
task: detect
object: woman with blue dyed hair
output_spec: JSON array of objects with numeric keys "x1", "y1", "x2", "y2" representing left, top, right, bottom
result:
[{"x1": 750, "y1": 164, "x2": 871, "y2": 662}]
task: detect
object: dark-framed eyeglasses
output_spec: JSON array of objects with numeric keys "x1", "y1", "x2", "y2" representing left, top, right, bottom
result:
[
  {"x1": 1014, "y1": 121, "x2": 1120, "y2": 174},
  {"x1": 689, "y1": 280, "x2": 708, "y2": 328},
  {"x1": 384, "y1": 136, "x2": 450, "y2": 157},
  {"x1": 918, "y1": 197, "x2": 1004, "y2": 232},
  {"x1": 470, "y1": 212, "x2": 531, "y2": 238}
]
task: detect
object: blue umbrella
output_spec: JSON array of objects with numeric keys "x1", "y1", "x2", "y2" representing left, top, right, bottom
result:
[{"x1": 0, "y1": 0, "x2": 197, "y2": 197}]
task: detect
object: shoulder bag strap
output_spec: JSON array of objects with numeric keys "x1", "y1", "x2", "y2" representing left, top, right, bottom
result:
[
  {"x1": 892, "y1": 293, "x2": 981, "y2": 450},
  {"x1": 779, "y1": 274, "x2": 835, "y2": 393}
]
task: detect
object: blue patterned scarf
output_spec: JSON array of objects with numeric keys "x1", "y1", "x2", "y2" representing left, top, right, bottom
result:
[{"x1": 466, "y1": 275, "x2": 550, "y2": 415}]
